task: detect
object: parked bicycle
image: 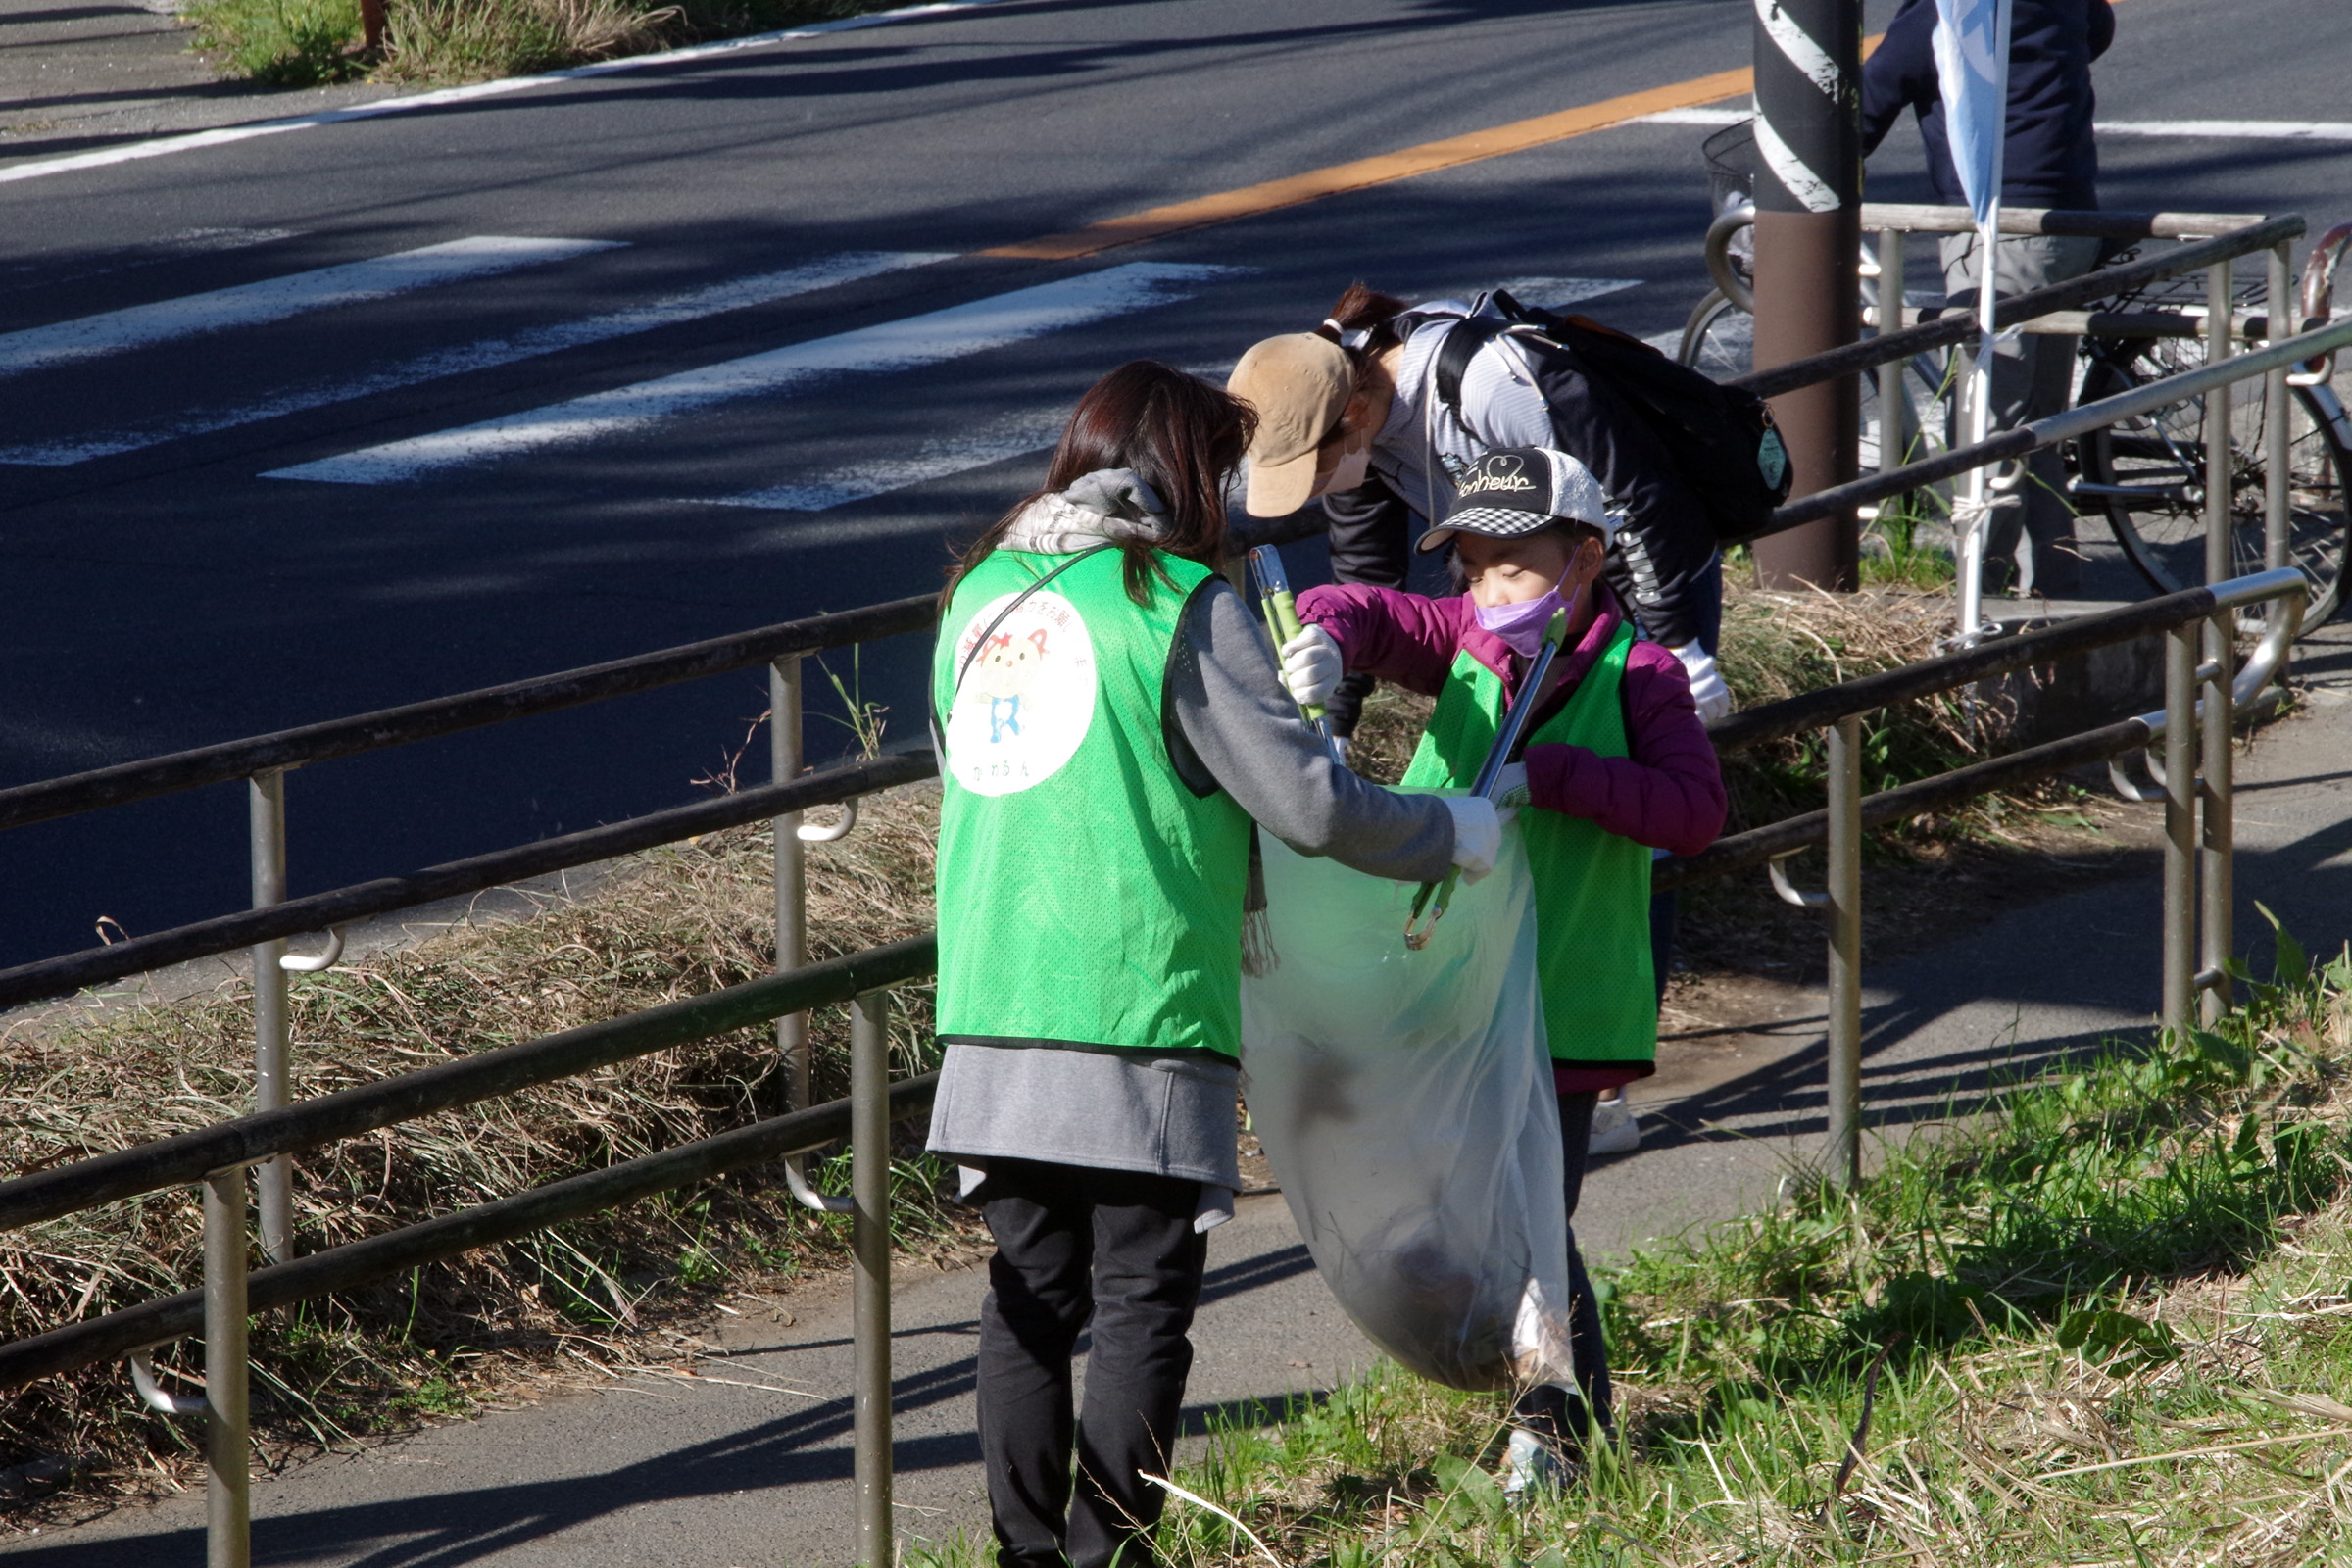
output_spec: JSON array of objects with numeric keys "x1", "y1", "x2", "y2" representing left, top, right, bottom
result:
[{"x1": 1680, "y1": 123, "x2": 2352, "y2": 627}]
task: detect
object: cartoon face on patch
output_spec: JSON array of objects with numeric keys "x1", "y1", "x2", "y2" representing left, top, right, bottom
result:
[
  {"x1": 947, "y1": 590, "x2": 1097, "y2": 797},
  {"x1": 970, "y1": 627, "x2": 1050, "y2": 742}
]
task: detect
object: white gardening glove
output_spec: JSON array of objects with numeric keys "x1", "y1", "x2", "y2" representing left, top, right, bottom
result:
[
  {"x1": 1278, "y1": 622, "x2": 1343, "y2": 709},
  {"x1": 1441, "y1": 795, "x2": 1502, "y2": 884},
  {"x1": 1673, "y1": 643, "x2": 1733, "y2": 723},
  {"x1": 1493, "y1": 760, "x2": 1531, "y2": 810}
]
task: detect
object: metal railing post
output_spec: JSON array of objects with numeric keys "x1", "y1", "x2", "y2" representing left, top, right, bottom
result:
[
  {"x1": 1876, "y1": 228, "x2": 1906, "y2": 478},
  {"x1": 2162, "y1": 622, "x2": 2199, "y2": 1038},
  {"x1": 2202, "y1": 264, "x2": 2236, "y2": 1019},
  {"x1": 2200, "y1": 642, "x2": 2236, "y2": 1024},
  {"x1": 203, "y1": 1167, "x2": 251, "y2": 1568},
  {"x1": 772, "y1": 659, "x2": 855, "y2": 1215},
  {"x1": 2266, "y1": 242, "x2": 2295, "y2": 574},
  {"x1": 770, "y1": 658, "x2": 809, "y2": 1111},
  {"x1": 1825, "y1": 715, "x2": 1863, "y2": 1188},
  {"x1": 851, "y1": 989, "x2": 894, "y2": 1567},
  {"x1": 247, "y1": 773, "x2": 292, "y2": 1265}
]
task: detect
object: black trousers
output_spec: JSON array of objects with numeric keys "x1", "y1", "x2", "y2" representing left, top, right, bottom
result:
[
  {"x1": 976, "y1": 1159, "x2": 1208, "y2": 1568},
  {"x1": 1512, "y1": 1091, "x2": 1613, "y2": 1446}
]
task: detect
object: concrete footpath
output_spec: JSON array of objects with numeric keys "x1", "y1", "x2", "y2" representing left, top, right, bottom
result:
[
  {"x1": 12, "y1": 621, "x2": 2352, "y2": 1567},
  {"x1": 0, "y1": 0, "x2": 395, "y2": 174}
]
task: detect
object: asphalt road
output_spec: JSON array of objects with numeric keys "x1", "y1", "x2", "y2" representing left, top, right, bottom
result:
[{"x1": 2, "y1": 0, "x2": 2347, "y2": 967}]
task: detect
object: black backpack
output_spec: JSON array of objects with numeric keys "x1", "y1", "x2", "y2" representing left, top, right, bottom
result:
[{"x1": 1424, "y1": 291, "x2": 1790, "y2": 544}]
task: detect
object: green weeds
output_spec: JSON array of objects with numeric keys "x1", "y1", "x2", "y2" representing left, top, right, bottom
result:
[
  {"x1": 192, "y1": 0, "x2": 914, "y2": 87},
  {"x1": 902, "y1": 933, "x2": 2352, "y2": 1567},
  {"x1": 186, "y1": 0, "x2": 366, "y2": 87}
]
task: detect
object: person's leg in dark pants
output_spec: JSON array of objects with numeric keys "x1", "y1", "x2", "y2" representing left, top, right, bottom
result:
[
  {"x1": 1065, "y1": 1170, "x2": 1209, "y2": 1568},
  {"x1": 1512, "y1": 1091, "x2": 1612, "y2": 1450},
  {"x1": 1320, "y1": 479, "x2": 1413, "y2": 739},
  {"x1": 978, "y1": 1161, "x2": 1096, "y2": 1568}
]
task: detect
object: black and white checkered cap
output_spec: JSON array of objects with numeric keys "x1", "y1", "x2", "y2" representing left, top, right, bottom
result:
[{"x1": 1416, "y1": 446, "x2": 1616, "y2": 554}]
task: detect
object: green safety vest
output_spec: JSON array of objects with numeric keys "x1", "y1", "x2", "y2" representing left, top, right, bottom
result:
[
  {"x1": 1401, "y1": 621, "x2": 1655, "y2": 1066},
  {"x1": 931, "y1": 546, "x2": 1252, "y2": 1059}
]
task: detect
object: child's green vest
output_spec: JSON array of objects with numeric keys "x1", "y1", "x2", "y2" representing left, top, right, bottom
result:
[
  {"x1": 931, "y1": 546, "x2": 1252, "y2": 1060},
  {"x1": 1401, "y1": 622, "x2": 1655, "y2": 1066}
]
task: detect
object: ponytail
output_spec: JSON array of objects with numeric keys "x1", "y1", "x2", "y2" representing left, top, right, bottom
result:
[{"x1": 1315, "y1": 281, "x2": 1410, "y2": 360}]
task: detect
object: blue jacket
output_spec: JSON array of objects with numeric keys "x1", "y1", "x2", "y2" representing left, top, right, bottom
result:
[{"x1": 1861, "y1": 0, "x2": 2115, "y2": 210}]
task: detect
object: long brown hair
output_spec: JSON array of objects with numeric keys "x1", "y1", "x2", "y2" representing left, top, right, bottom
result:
[{"x1": 949, "y1": 361, "x2": 1256, "y2": 607}]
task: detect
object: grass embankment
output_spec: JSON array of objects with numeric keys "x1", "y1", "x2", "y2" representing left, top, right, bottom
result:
[
  {"x1": 185, "y1": 0, "x2": 901, "y2": 88},
  {"x1": 0, "y1": 787, "x2": 965, "y2": 1505},
  {"x1": 908, "y1": 928, "x2": 2352, "y2": 1567}
]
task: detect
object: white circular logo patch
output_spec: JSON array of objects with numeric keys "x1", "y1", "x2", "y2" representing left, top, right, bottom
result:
[{"x1": 945, "y1": 590, "x2": 1097, "y2": 796}]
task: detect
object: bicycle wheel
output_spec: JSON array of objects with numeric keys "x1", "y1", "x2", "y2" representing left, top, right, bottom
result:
[
  {"x1": 2074, "y1": 336, "x2": 2352, "y2": 627},
  {"x1": 1678, "y1": 289, "x2": 1751, "y2": 378}
]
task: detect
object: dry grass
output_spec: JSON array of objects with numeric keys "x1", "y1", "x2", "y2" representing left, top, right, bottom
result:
[{"x1": 0, "y1": 783, "x2": 964, "y2": 1510}]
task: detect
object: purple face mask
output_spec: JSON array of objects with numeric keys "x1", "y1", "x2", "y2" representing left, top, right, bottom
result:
[{"x1": 1475, "y1": 589, "x2": 1568, "y2": 658}]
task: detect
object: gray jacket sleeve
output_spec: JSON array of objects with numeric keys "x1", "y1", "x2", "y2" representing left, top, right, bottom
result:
[{"x1": 1167, "y1": 580, "x2": 1456, "y2": 883}]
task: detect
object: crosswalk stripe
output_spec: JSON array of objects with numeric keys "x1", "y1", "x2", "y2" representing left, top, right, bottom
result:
[
  {"x1": 0, "y1": 250, "x2": 950, "y2": 467},
  {"x1": 0, "y1": 236, "x2": 620, "y2": 380},
  {"x1": 698, "y1": 406, "x2": 1072, "y2": 512},
  {"x1": 696, "y1": 361, "x2": 1239, "y2": 514},
  {"x1": 265, "y1": 262, "x2": 1245, "y2": 486}
]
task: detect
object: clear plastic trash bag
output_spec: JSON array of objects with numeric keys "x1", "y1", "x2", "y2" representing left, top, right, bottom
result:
[{"x1": 1241, "y1": 827, "x2": 1576, "y2": 1393}]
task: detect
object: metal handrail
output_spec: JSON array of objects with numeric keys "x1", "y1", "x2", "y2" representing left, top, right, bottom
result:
[
  {"x1": 0, "y1": 593, "x2": 937, "y2": 834},
  {"x1": 0, "y1": 1069, "x2": 941, "y2": 1393},
  {"x1": 0, "y1": 750, "x2": 934, "y2": 1013},
  {"x1": 0, "y1": 934, "x2": 935, "y2": 1234},
  {"x1": 1752, "y1": 314, "x2": 2352, "y2": 540},
  {"x1": 1665, "y1": 567, "x2": 2303, "y2": 891},
  {"x1": 1730, "y1": 213, "x2": 2304, "y2": 401}
]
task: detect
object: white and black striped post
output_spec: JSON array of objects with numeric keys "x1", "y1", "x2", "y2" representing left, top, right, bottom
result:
[{"x1": 1749, "y1": 0, "x2": 1864, "y2": 592}]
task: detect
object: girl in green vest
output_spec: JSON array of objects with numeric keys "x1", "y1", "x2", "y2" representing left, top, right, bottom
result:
[
  {"x1": 1282, "y1": 446, "x2": 1728, "y2": 1495},
  {"x1": 927, "y1": 361, "x2": 1501, "y2": 1568}
]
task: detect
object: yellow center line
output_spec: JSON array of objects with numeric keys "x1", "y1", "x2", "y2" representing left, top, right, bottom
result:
[
  {"x1": 983, "y1": 66, "x2": 1754, "y2": 262},
  {"x1": 985, "y1": 28, "x2": 1909, "y2": 265}
]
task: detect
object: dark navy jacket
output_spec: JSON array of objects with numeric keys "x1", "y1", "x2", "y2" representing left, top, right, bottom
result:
[{"x1": 1861, "y1": 0, "x2": 2115, "y2": 210}]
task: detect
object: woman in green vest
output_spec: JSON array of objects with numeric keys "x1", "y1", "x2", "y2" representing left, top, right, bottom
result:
[
  {"x1": 1280, "y1": 446, "x2": 1728, "y2": 1496},
  {"x1": 928, "y1": 361, "x2": 1500, "y2": 1568}
]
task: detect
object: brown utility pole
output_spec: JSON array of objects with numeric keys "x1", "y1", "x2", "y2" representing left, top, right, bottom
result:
[{"x1": 1749, "y1": 0, "x2": 1863, "y2": 592}]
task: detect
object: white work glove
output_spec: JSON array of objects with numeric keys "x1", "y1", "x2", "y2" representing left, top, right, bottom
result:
[
  {"x1": 1673, "y1": 643, "x2": 1733, "y2": 723},
  {"x1": 1278, "y1": 623, "x2": 1343, "y2": 709},
  {"x1": 1441, "y1": 795, "x2": 1502, "y2": 884},
  {"x1": 1493, "y1": 761, "x2": 1531, "y2": 810}
]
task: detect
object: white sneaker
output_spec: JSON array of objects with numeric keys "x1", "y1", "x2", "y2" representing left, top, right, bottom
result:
[
  {"x1": 1500, "y1": 1428, "x2": 1565, "y2": 1505},
  {"x1": 1587, "y1": 1097, "x2": 1641, "y2": 1156}
]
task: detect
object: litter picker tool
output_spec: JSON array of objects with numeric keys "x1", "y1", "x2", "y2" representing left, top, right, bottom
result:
[
  {"x1": 1402, "y1": 607, "x2": 1567, "y2": 951},
  {"x1": 1249, "y1": 546, "x2": 1344, "y2": 762}
]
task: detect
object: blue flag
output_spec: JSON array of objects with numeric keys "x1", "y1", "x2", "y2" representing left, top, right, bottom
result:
[{"x1": 1932, "y1": 0, "x2": 2013, "y2": 227}]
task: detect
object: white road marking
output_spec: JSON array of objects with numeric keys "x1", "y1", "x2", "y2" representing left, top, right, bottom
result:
[
  {"x1": 1637, "y1": 107, "x2": 1751, "y2": 126},
  {"x1": 2096, "y1": 120, "x2": 2352, "y2": 142},
  {"x1": 0, "y1": 236, "x2": 619, "y2": 380},
  {"x1": 698, "y1": 360, "x2": 1244, "y2": 513},
  {"x1": 1638, "y1": 110, "x2": 2352, "y2": 141},
  {"x1": 266, "y1": 263, "x2": 1245, "y2": 486},
  {"x1": 0, "y1": 250, "x2": 950, "y2": 466},
  {"x1": 0, "y1": 0, "x2": 1013, "y2": 187},
  {"x1": 699, "y1": 406, "x2": 1072, "y2": 512}
]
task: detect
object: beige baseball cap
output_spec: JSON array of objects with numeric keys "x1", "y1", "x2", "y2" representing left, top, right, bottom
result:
[{"x1": 1227, "y1": 332, "x2": 1353, "y2": 517}]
